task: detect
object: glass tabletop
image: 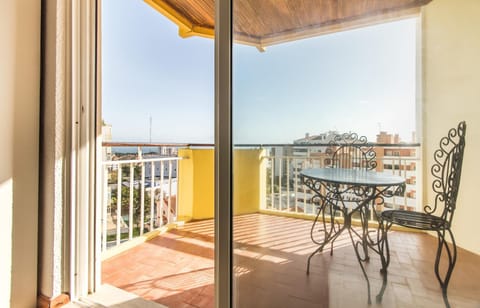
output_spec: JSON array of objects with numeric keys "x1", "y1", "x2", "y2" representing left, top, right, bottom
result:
[{"x1": 301, "y1": 168, "x2": 405, "y2": 187}]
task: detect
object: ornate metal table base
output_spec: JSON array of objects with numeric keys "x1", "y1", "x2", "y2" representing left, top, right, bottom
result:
[{"x1": 302, "y1": 169, "x2": 405, "y2": 305}]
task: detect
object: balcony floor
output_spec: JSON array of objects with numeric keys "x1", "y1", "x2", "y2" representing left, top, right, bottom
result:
[{"x1": 102, "y1": 213, "x2": 480, "y2": 308}]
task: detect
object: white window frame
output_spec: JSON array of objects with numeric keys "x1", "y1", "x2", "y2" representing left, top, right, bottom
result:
[
  {"x1": 66, "y1": 0, "x2": 99, "y2": 300},
  {"x1": 215, "y1": 1, "x2": 232, "y2": 307}
]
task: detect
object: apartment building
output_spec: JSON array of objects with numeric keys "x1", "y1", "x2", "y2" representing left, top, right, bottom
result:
[
  {"x1": 285, "y1": 131, "x2": 418, "y2": 212},
  {"x1": 375, "y1": 131, "x2": 418, "y2": 210}
]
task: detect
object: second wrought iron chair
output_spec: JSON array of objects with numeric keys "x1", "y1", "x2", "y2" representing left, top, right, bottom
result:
[
  {"x1": 327, "y1": 132, "x2": 377, "y2": 171},
  {"x1": 376, "y1": 121, "x2": 466, "y2": 308}
]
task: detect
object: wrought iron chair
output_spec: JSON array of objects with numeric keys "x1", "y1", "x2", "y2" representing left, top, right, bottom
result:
[
  {"x1": 327, "y1": 132, "x2": 377, "y2": 171},
  {"x1": 376, "y1": 121, "x2": 466, "y2": 308},
  {"x1": 307, "y1": 133, "x2": 376, "y2": 266},
  {"x1": 326, "y1": 132, "x2": 378, "y2": 216}
]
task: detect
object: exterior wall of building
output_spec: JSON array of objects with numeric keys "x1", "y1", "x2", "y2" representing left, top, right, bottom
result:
[
  {"x1": 422, "y1": 0, "x2": 480, "y2": 254},
  {"x1": 0, "y1": 0, "x2": 41, "y2": 306}
]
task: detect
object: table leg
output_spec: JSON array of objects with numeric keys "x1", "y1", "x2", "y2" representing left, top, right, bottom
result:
[
  {"x1": 376, "y1": 218, "x2": 392, "y2": 303},
  {"x1": 360, "y1": 205, "x2": 371, "y2": 262},
  {"x1": 348, "y1": 220, "x2": 372, "y2": 305},
  {"x1": 307, "y1": 198, "x2": 347, "y2": 274}
]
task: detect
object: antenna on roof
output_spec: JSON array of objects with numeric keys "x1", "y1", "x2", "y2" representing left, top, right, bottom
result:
[{"x1": 149, "y1": 115, "x2": 152, "y2": 144}]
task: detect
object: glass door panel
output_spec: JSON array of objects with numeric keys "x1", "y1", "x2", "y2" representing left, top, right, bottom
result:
[
  {"x1": 231, "y1": 1, "x2": 419, "y2": 306},
  {"x1": 101, "y1": 1, "x2": 214, "y2": 307}
]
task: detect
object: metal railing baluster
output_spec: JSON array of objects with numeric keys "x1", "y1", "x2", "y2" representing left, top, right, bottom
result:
[
  {"x1": 271, "y1": 157, "x2": 274, "y2": 210},
  {"x1": 102, "y1": 165, "x2": 108, "y2": 251},
  {"x1": 150, "y1": 162, "x2": 155, "y2": 231},
  {"x1": 278, "y1": 157, "x2": 282, "y2": 211},
  {"x1": 140, "y1": 162, "x2": 145, "y2": 236},
  {"x1": 160, "y1": 161, "x2": 164, "y2": 226},
  {"x1": 129, "y1": 163, "x2": 134, "y2": 240},
  {"x1": 286, "y1": 157, "x2": 290, "y2": 212},
  {"x1": 116, "y1": 166, "x2": 122, "y2": 246},
  {"x1": 293, "y1": 157, "x2": 299, "y2": 213},
  {"x1": 168, "y1": 160, "x2": 173, "y2": 224}
]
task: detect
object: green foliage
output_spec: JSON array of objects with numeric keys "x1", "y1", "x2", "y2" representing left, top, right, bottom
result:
[
  {"x1": 106, "y1": 227, "x2": 141, "y2": 242},
  {"x1": 111, "y1": 185, "x2": 151, "y2": 226}
]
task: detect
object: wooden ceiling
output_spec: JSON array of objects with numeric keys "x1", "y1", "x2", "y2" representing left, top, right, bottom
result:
[{"x1": 145, "y1": 0, "x2": 432, "y2": 49}]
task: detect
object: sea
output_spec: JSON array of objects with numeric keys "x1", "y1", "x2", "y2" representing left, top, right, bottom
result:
[{"x1": 111, "y1": 146, "x2": 162, "y2": 154}]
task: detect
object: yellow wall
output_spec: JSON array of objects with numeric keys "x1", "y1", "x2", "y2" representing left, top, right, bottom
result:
[
  {"x1": 422, "y1": 0, "x2": 480, "y2": 254},
  {"x1": 178, "y1": 149, "x2": 215, "y2": 220},
  {"x1": 178, "y1": 148, "x2": 265, "y2": 221},
  {"x1": 192, "y1": 150, "x2": 215, "y2": 219},
  {"x1": 178, "y1": 149, "x2": 195, "y2": 221},
  {"x1": 233, "y1": 149, "x2": 265, "y2": 215}
]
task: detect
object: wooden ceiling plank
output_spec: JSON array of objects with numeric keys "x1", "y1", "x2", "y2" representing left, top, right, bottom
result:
[
  {"x1": 257, "y1": 6, "x2": 422, "y2": 48},
  {"x1": 145, "y1": 0, "x2": 432, "y2": 49}
]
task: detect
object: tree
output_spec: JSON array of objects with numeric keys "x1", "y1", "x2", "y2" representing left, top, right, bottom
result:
[{"x1": 110, "y1": 179, "x2": 152, "y2": 232}]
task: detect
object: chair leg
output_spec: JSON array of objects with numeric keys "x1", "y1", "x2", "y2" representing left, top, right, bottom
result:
[
  {"x1": 376, "y1": 218, "x2": 392, "y2": 303},
  {"x1": 435, "y1": 228, "x2": 457, "y2": 308}
]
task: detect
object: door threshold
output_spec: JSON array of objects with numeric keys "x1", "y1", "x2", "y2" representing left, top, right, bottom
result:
[{"x1": 64, "y1": 284, "x2": 167, "y2": 308}]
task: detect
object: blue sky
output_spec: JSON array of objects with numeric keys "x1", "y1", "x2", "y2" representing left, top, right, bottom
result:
[
  {"x1": 103, "y1": 0, "x2": 417, "y2": 144},
  {"x1": 102, "y1": 0, "x2": 214, "y2": 143}
]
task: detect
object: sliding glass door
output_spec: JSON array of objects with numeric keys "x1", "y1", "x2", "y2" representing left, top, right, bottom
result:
[{"x1": 229, "y1": 1, "x2": 419, "y2": 307}]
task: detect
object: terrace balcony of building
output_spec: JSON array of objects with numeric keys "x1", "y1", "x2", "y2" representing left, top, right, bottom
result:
[{"x1": 97, "y1": 143, "x2": 480, "y2": 308}]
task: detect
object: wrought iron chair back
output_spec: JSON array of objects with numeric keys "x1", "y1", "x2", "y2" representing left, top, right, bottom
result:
[
  {"x1": 376, "y1": 121, "x2": 467, "y2": 308},
  {"x1": 427, "y1": 121, "x2": 466, "y2": 225},
  {"x1": 327, "y1": 133, "x2": 377, "y2": 170}
]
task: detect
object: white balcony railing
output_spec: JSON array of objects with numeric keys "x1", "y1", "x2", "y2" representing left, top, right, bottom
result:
[
  {"x1": 261, "y1": 144, "x2": 421, "y2": 221},
  {"x1": 101, "y1": 144, "x2": 182, "y2": 251},
  {"x1": 100, "y1": 142, "x2": 421, "y2": 251}
]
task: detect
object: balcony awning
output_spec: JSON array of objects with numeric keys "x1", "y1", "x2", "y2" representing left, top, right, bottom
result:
[{"x1": 145, "y1": 0, "x2": 432, "y2": 50}]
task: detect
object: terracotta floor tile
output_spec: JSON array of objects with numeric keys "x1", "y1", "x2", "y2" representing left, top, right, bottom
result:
[{"x1": 102, "y1": 213, "x2": 480, "y2": 308}]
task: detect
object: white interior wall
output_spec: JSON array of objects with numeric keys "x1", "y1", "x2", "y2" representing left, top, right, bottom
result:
[
  {"x1": 0, "y1": 0, "x2": 41, "y2": 307},
  {"x1": 422, "y1": 0, "x2": 480, "y2": 254}
]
